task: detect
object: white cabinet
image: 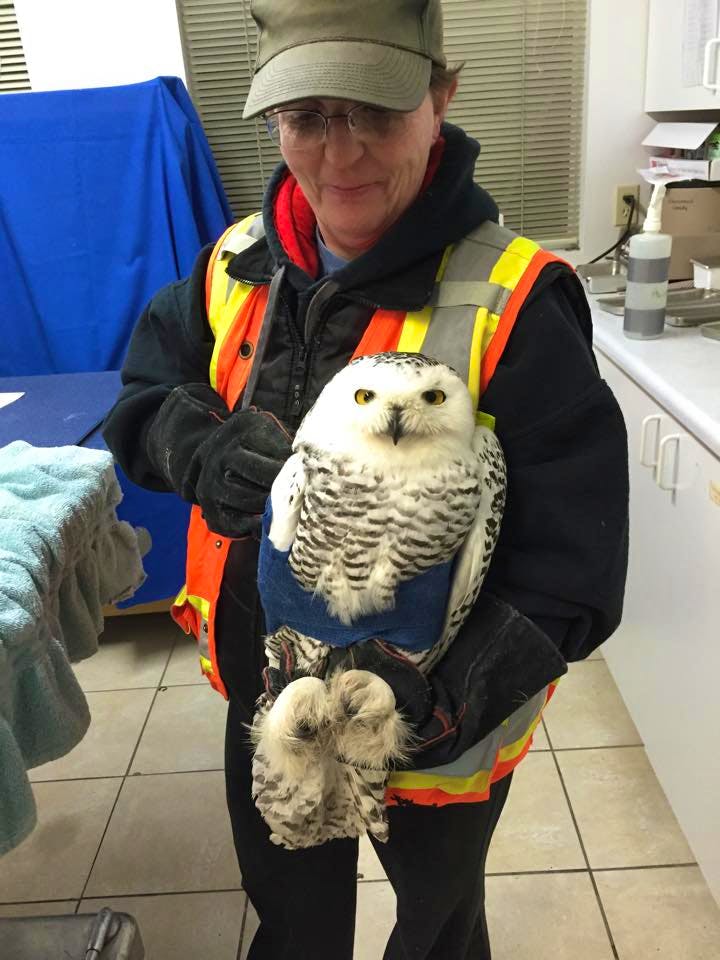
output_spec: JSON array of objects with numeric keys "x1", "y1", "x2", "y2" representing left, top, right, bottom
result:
[
  {"x1": 596, "y1": 348, "x2": 720, "y2": 903},
  {"x1": 646, "y1": 0, "x2": 720, "y2": 112}
]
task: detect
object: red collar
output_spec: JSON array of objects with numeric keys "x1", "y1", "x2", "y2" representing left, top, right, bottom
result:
[{"x1": 272, "y1": 137, "x2": 446, "y2": 277}]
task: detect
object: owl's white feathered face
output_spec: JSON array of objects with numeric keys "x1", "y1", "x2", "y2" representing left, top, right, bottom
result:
[{"x1": 295, "y1": 354, "x2": 476, "y2": 461}]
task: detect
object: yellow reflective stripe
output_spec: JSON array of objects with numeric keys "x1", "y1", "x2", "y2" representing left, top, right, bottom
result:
[
  {"x1": 208, "y1": 214, "x2": 260, "y2": 390},
  {"x1": 395, "y1": 244, "x2": 454, "y2": 354},
  {"x1": 396, "y1": 304, "x2": 432, "y2": 352},
  {"x1": 467, "y1": 306, "x2": 487, "y2": 410},
  {"x1": 475, "y1": 411, "x2": 496, "y2": 430},
  {"x1": 173, "y1": 584, "x2": 187, "y2": 608},
  {"x1": 199, "y1": 655, "x2": 214, "y2": 675},
  {"x1": 389, "y1": 765, "x2": 494, "y2": 796},
  {"x1": 186, "y1": 593, "x2": 211, "y2": 620},
  {"x1": 388, "y1": 693, "x2": 553, "y2": 794},
  {"x1": 489, "y1": 236, "x2": 541, "y2": 290},
  {"x1": 498, "y1": 714, "x2": 543, "y2": 762}
]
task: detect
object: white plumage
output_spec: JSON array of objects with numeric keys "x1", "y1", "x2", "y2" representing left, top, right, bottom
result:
[{"x1": 251, "y1": 353, "x2": 506, "y2": 848}]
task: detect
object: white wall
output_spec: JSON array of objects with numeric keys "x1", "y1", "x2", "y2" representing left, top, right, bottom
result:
[
  {"x1": 13, "y1": 0, "x2": 186, "y2": 92},
  {"x1": 567, "y1": 0, "x2": 656, "y2": 264}
]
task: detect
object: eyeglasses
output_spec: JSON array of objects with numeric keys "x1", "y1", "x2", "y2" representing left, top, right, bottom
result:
[{"x1": 265, "y1": 105, "x2": 410, "y2": 151}]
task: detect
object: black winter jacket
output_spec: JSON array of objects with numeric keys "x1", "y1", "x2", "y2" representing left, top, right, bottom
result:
[{"x1": 103, "y1": 123, "x2": 629, "y2": 728}]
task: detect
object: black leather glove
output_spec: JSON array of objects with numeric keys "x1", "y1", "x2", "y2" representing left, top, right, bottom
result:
[{"x1": 146, "y1": 383, "x2": 292, "y2": 537}]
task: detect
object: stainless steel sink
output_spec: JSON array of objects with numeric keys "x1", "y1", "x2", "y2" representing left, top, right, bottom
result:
[
  {"x1": 597, "y1": 287, "x2": 720, "y2": 327},
  {"x1": 577, "y1": 260, "x2": 627, "y2": 294}
]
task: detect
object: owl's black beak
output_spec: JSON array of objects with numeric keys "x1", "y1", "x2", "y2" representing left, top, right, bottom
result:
[{"x1": 388, "y1": 407, "x2": 405, "y2": 445}]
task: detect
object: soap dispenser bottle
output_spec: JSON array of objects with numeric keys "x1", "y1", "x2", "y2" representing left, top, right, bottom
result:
[{"x1": 623, "y1": 182, "x2": 673, "y2": 340}]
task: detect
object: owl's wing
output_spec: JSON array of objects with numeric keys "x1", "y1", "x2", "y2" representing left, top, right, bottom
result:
[
  {"x1": 425, "y1": 425, "x2": 507, "y2": 671},
  {"x1": 268, "y1": 452, "x2": 307, "y2": 552}
]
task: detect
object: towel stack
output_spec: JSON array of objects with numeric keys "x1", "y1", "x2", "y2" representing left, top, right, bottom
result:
[{"x1": 0, "y1": 441, "x2": 149, "y2": 855}]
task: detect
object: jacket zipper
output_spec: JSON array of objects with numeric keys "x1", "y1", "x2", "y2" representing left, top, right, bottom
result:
[{"x1": 289, "y1": 281, "x2": 340, "y2": 421}]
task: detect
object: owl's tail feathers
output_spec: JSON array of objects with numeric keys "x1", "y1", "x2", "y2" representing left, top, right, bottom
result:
[{"x1": 328, "y1": 669, "x2": 415, "y2": 769}]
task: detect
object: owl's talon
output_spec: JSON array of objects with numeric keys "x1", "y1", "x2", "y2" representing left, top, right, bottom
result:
[{"x1": 329, "y1": 669, "x2": 412, "y2": 768}]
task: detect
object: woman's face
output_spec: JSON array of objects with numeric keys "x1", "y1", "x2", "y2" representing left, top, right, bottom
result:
[{"x1": 277, "y1": 88, "x2": 455, "y2": 260}]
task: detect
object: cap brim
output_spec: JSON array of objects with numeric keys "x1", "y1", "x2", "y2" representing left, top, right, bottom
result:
[{"x1": 242, "y1": 40, "x2": 431, "y2": 118}]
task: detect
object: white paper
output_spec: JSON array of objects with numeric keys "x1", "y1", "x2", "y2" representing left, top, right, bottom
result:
[
  {"x1": 0, "y1": 393, "x2": 24, "y2": 410},
  {"x1": 682, "y1": 0, "x2": 720, "y2": 87},
  {"x1": 638, "y1": 167, "x2": 698, "y2": 185}
]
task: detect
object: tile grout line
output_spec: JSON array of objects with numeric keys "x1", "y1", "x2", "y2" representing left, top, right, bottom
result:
[
  {"x1": 236, "y1": 894, "x2": 250, "y2": 960},
  {"x1": 75, "y1": 636, "x2": 180, "y2": 910},
  {"x1": 544, "y1": 719, "x2": 621, "y2": 960}
]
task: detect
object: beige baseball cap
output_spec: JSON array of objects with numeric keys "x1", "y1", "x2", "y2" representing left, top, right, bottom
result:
[{"x1": 242, "y1": 0, "x2": 447, "y2": 119}]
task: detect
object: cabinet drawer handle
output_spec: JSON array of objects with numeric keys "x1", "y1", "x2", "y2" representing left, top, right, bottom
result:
[
  {"x1": 703, "y1": 38, "x2": 720, "y2": 90},
  {"x1": 640, "y1": 414, "x2": 662, "y2": 467},
  {"x1": 655, "y1": 434, "x2": 681, "y2": 491}
]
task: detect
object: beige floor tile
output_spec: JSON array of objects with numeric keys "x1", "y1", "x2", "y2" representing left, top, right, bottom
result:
[
  {"x1": 529, "y1": 719, "x2": 550, "y2": 750},
  {"x1": 586, "y1": 646, "x2": 604, "y2": 661},
  {"x1": 543, "y1": 661, "x2": 642, "y2": 749},
  {"x1": 557, "y1": 748, "x2": 694, "y2": 868},
  {"x1": 355, "y1": 881, "x2": 397, "y2": 959},
  {"x1": 29, "y1": 690, "x2": 155, "y2": 782},
  {"x1": 595, "y1": 866, "x2": 720, "y2": 960},
  {"x1": 358, "y1": 835, "x2": 387, "y2": 881},
  {"x1": 486, "y1": 872, "x2": 614, "y2": 959},
  {"x1": 486, "y1": 753, "x2": 585, "y2": 873},
  {"x1": 74, "y1": 614, "x2": 176, "y2": 691},
  {"x1": 130, "y1": 685, "x2": 227, "y2": 774},
  {"x1": 85, "y1": 772, "x2": 241, "y2": 896},
  {"x1": 0, "y1": 779, "x2": 121, "y2": 902},
  {"x1": 0, "y1": 902, "x2": 78, "y2": 917},
  {"x1": 82, "y1": 891, "x2": 246, "y2": 960},
  {"x1": 163, "y1": 633, "x2": 205, "y2": 686}
]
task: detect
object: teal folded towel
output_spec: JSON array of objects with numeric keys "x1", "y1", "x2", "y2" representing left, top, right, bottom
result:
[{"x1": 0, "y1": 441, "x2": 149, "y2": 856}]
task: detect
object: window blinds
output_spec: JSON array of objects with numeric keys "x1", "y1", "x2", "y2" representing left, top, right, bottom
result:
[
  {"x1": 0, "y1": 1, "x2": 30, "y2": 93},
  {"x1": 176, "y1": 0, "x2": 587, "y2": 247}
]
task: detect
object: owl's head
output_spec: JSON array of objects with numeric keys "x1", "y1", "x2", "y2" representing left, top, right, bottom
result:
[{"x1": 295, "y1": 353, "x2": 476, "y2": 461}]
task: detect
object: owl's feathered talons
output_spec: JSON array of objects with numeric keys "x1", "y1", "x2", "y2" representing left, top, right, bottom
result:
[
  {"x1": 251, "y1": 676, "x2": 332, "y2": 779},
  {"x1": 328, "y1": 669, "x2": 413, "y2": 769}
]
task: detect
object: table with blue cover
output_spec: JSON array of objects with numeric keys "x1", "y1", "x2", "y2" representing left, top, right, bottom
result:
[{"x1": 0, "y1": 76, "x2": 233, "y2": 602}]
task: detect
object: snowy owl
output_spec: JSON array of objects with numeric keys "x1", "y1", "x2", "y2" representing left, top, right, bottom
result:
[{"x1": 251, "y1": 352, "x2": 506, "y2": 848}]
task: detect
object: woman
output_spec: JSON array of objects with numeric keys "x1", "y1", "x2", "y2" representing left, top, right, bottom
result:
[{"x1": 103, "y1": 1, "x2": 629, "y2": 957}]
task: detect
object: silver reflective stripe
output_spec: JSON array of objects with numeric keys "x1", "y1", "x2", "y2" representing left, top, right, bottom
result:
[
  {"x1": 417, "y1": 220, "x2": 521, "y2": 374},
  {"x1": 627, "y1": 256, "x2": 671, "y2": 283},
  {"x1": 198, "y1": 618, "x2": 210, "y2": 661},
  {"x1": 222, "y1": 215, "x2": 267, "y2": 301},
  {"x1": 412, "y1": 686, "x2": 549, "y2": 778},
  {"x1": 419, "y1": 304, "x2": 477, "y2": 380},
  {"x1": 429, "y1": 280, "x2": 508, "y2": 309},
  {"x1": 220, "y1": 213, "x2": 266, "y2": 256}
]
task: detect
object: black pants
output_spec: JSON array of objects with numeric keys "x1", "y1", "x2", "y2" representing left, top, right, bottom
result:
[
  {"x1": 217, "y1": 548, "x2": 513, "y2": 959},
  {"x1": 225, "y1": 698, "x2": 512, "y2": 960}
]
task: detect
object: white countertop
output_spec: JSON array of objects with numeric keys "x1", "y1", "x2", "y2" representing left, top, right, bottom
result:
[{"x1": 589, "y1": 297, "x2": 720, "y2": 458}]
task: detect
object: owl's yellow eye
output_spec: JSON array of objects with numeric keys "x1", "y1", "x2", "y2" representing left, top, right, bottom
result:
[
  {"x1": 355, "y1": 389, "x2": 375, "y2": 405},
  {"x1": 422, "y1": 390, "x2": 446, "y2": 405}
]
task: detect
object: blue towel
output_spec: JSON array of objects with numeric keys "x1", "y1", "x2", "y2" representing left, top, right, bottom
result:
[
  {"x1": 0, "y1": 441, "x2": 149, "y2": 855},
  {"x1": 257, "y1": 505, "x2": 452, "y2": 653}
]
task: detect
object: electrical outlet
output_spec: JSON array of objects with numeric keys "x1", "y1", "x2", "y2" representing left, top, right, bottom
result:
[{"x1": 614, "y1": 184, "x2": 640, "y2": 227}]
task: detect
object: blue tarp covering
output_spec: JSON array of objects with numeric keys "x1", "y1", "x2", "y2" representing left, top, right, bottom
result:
[{"x1": 0, "y1": 75, "x2": 233, "y2": 376}]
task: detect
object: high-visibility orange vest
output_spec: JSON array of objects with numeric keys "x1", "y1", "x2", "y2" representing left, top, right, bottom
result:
[{"x1": 172, "y1": 213, "x2": 568, "y2": 803}]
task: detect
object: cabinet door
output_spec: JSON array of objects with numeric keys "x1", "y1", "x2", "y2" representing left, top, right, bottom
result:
[
  {"x1": 596, "y1": 349, "x2": 720, "y2": 902},
  {"x1": 646, "y1": 0, "x2": 720, "y2": 111}
]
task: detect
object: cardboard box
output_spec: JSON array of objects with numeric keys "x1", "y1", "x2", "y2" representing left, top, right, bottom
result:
[{"x1": 661, "y1": 186, "x2": 720, "y2": 281}]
